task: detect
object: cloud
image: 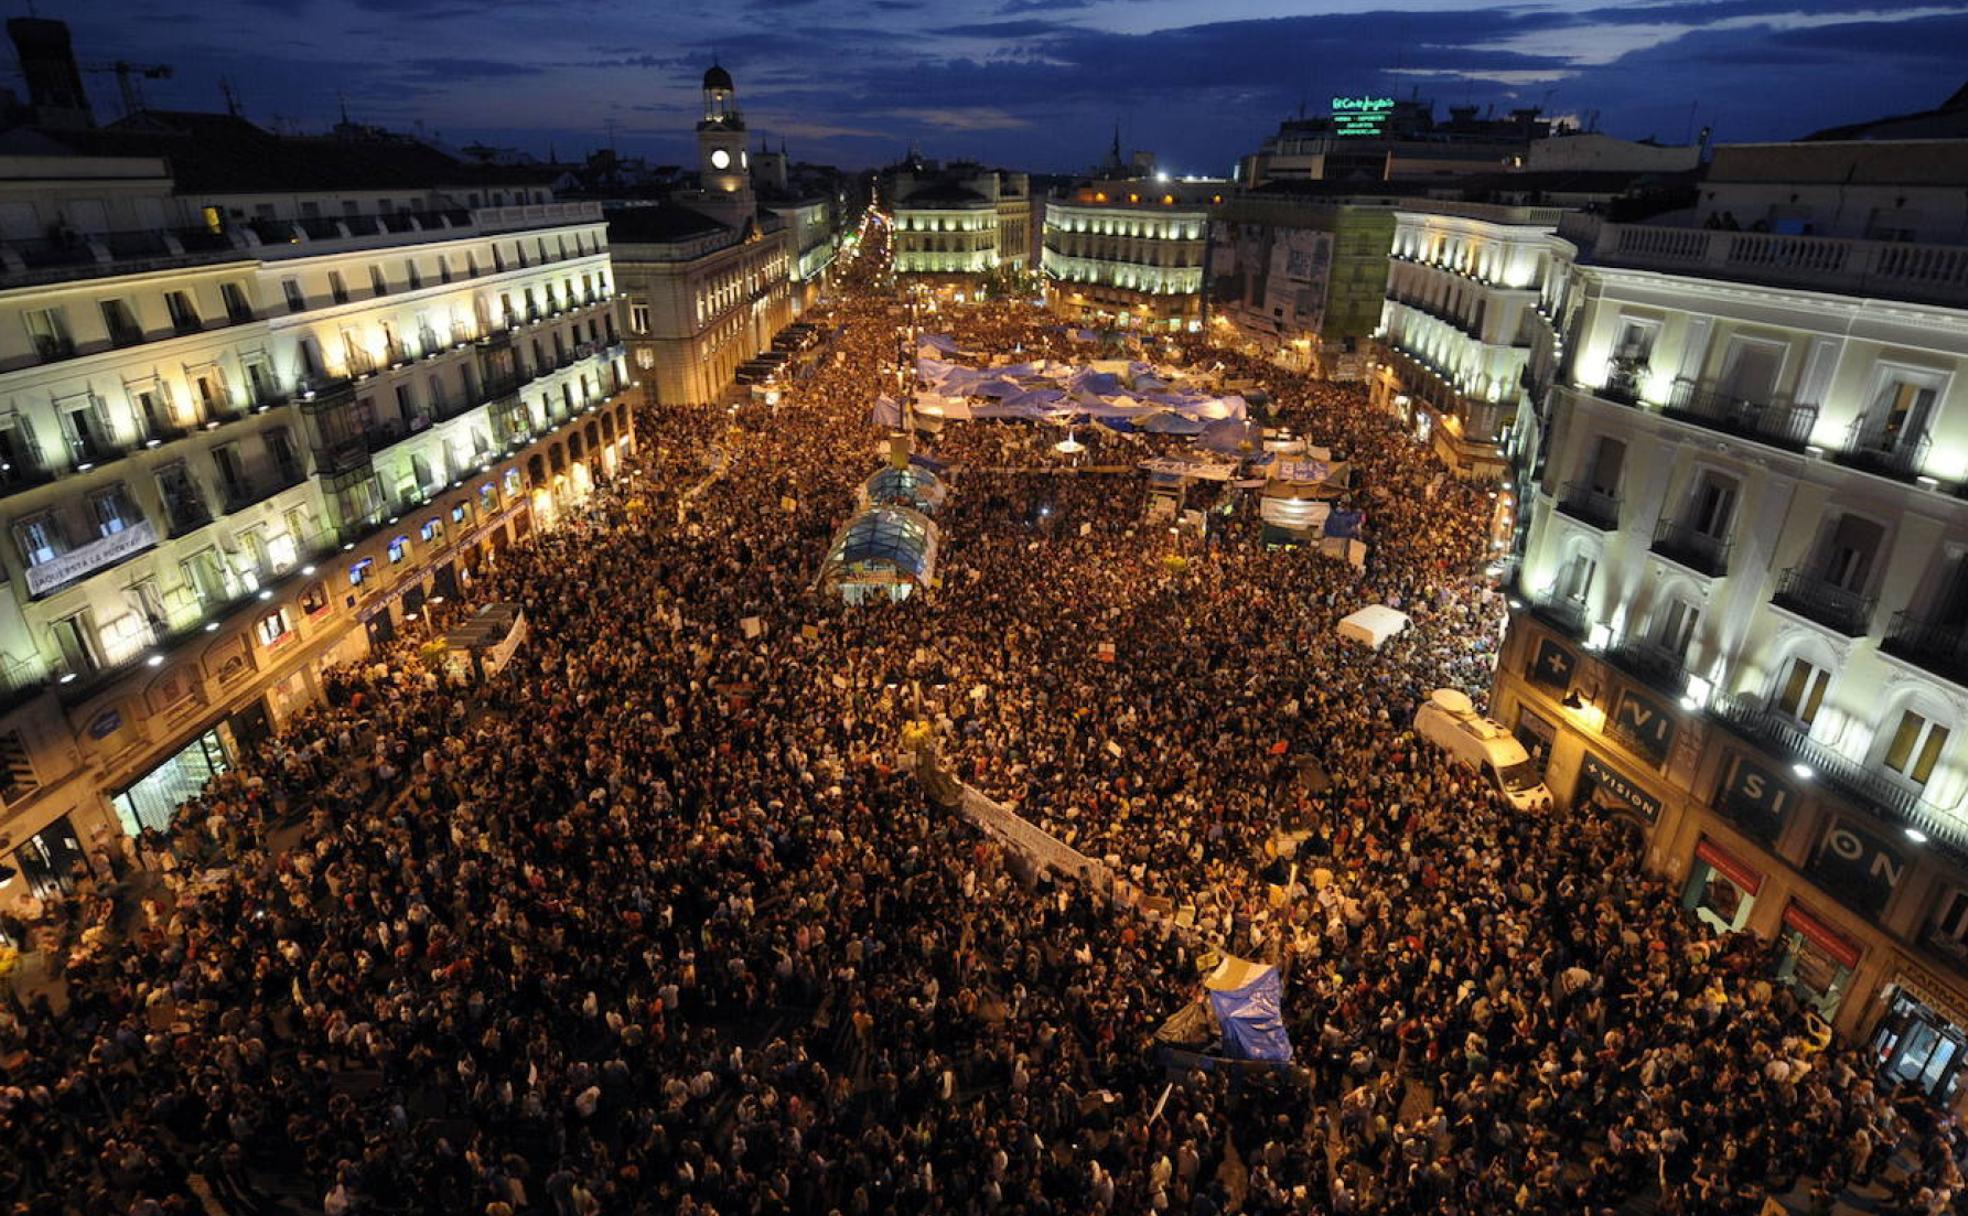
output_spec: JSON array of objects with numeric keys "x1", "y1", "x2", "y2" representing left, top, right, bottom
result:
[
  {"x1": 937, "y1": 19, "x2": 1073, "y2": 37},
  {"x1": 886, "y1": 106, "x2": 1033, "y2": 131},
  {"x1": 399, "y1": 58, "x2": 547, "y2": 82}
]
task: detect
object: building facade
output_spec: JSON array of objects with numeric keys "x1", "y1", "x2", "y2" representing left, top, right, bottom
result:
[
  {"x1": 886, "y1": 163, "x2": 1027, "y2": 287},
  {"x1": 1041, "y1": 180, "x2": 1221, "y2": 331},
  {"x1": 1205, "y1": 190, "x2": 1400, "y2": 376},
  {"x1": 1367, "y1": 200, "x2": 1565, "y2": 481},
  {"x1": 1499, "y1": 175, "x2": 1968, "y2": 1102},
  {"x1": 610, "y1": 65, "x2": 796, "y2": 406},
  {"x1": 0, "y1": 146, "x2": 634, "y2": 906}
]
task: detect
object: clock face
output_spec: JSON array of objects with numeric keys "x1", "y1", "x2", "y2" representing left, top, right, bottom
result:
[{"x1": 711, "y1": 148, "x2": 731, "y2": 170}]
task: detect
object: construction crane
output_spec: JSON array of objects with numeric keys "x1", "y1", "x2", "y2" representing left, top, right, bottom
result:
[{"x1": 76, "y1": 59, "x2": 173, "y2": 118}]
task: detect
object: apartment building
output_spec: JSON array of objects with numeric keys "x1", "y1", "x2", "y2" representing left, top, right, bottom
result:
[
  {"x1": 1041, "y1": 178, "x2": 1223, "y2": 331},
  {"x1": 885, "y1": 160, "x2": 1029, "y2": 286},
  {"x1": 1500, "y1": 139, "x2": 1968, "y2": 1101},
  {"x1": 0, "y1": 114, "x2": 632, "y2": 907},
  {"x1": 1367, "y1": 199, "x2": 1566, "y2": 481}
]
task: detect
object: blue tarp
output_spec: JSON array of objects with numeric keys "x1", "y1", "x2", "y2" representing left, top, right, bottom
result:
[
  {"x1": 1197, "y1": 419, "x2": 1263, "y2": 455},
  {"x1": 1206, "y1": 962, "x2": 1293, "y2": 1062},
  {"x1": 1325, "y1": 510, "x2": 1364, "y2": 538},
  {"x1": 908, "y1": 453, "x2": 948, "y2": 474},
  {"x1": 870, "y1": 396, "x2": 903, "y2": 428},
  {"x1": 1140, "y1": 413, "x2": 1210, "y2": 435}
]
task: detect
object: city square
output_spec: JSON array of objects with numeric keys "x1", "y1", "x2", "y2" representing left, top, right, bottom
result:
[{"x1": 1, "y1": 6, "x2": 1967, "y2": 1215}]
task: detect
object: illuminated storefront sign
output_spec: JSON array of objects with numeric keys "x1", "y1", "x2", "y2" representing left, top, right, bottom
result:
[{"x1": 1331, "y1": 96, "x2": 1395, "y2": 137}]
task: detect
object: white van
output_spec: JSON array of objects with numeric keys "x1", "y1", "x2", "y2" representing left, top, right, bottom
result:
[{"x1": 1412, "y1": 688, "x2": 1553, "y2": 811}]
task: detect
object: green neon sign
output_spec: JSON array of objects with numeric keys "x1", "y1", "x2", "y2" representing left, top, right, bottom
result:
[{"x1": 1331, "y1": 96, "x2": 1394, "y2": 137}]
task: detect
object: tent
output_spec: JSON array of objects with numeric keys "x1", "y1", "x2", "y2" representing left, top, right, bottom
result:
[
  {"x1": 1204, "y1": 956, "x2": 1293, "y2": 1062},
  {"x1": 1337, "y1": 605, "x2": 1410, "y2": 649}
]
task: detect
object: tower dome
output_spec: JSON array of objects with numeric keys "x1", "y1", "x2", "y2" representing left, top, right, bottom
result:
[{"x1": 703, "y1": 63, "x2": 733, "y2": 92}]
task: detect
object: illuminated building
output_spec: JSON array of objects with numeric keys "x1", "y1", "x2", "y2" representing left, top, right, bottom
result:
[
  {"x1": 0, "y1": 20, "x2": 634, "y2": 899},
  {"x1": 1042, "y1": 177, "x2": 1223, "y2": 331},
  {"x1": 1368, "y1": 200, "x2": 1566, "y2": 480},
  {"x1": 610, "y1": 66, "x2": 795, "y2": 405},
  {"x1": 885, "y1": 157, "x2": 1030, "y2": 285},
  {"x1": 1494, "y1": 136, "x2": 1968, "y2": 1089}
]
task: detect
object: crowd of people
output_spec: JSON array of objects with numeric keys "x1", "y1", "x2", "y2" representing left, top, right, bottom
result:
[{"x1": 1, "y1": 217, "x2": 1962, "y2": 1216}]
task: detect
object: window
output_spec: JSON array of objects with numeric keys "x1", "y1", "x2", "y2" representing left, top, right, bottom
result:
[
  {"x1": 369, "y1": 266, "x2": 389, "y2": 297},
  {"x1": 254, "y1": 608, "x2": 292, "y2": 647},
  {"x1": 1654, "y1": 598, "x2": 1698, "y2": 661},
  {"x1": 348, "y1": 557, "x2": 374, "y2": 587},
  {"x1": 405, "y1": 259, "x2": 422, "y2": 290},
  {"x1": 164, "y1": 290, "x2": 201, "y2": 333},
  {"x1": 503, "y1": 468, "x2": 522, "y2": 497},
  {"x1": 420, "y1": 518, "x2": 442, "y2": 543},
  {"x1": 329, "y1": 271, "x2": 350, "y2": 304},
  {"x1": 629, "y1": 300, "x2": 651, "y2": 334},
  {"x1": 0, "y1": 731, "x2": 38, "y2": 805},
  {"x1": 24, "y1": 306, "x2": 72, "y2": 359},
  {"x1": 1586, "y1": 436, "x2": 1624, "y2": 497},
  {"x1": 282, "y1": 278, "x2": 306, "y2": 312},
  {"x1": 15, "y1": 515, "x2": 61, "y2": 566},
  {"x1": 100, "y1": 298, "x2": 141, "y2": 345},
  {"x1": 220, "y1": 282, "x2": 253, "y2": 323},
  {"x1": 90, "y1": 486, "x2": 139, "y2": 537},
  {"x1": 1774, "y1": 656, "x2": 1830, "y2": 727},
  {"x1": 300, "y1": 581, "x2": 329, "y2": 615},
  {"x1": 451, "y1": 504, "x2": 467, "y2": 524},
  {"x1": 1883, "y1": 709, "x2": 1950, "y2": 787},
  {"x1": 388, "y1": 536, "x2": 409, "y2": 563},
  {"x1": 1688, "y1": 472, "x2": 1737, "y2": 540},
  {"x1": 1867, "y1": 379, "x2": 1939, "y2": 454},
  {"x1": 1818, "y1": 514, "x2": 1884, "y2": 592},
  {"x1": 1557, "y1": 553, "x2": 1596, "y2": 605}
]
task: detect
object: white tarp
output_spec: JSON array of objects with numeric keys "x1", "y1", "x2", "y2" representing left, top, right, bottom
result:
[{"x1": 1337, "y1": 605, "x2": 1409, "y2": 649}]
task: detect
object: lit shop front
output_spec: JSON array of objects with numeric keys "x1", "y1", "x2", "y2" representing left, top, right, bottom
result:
[{"x1": 1681, "y1": 836, "x2": 1761, "y2": 934}]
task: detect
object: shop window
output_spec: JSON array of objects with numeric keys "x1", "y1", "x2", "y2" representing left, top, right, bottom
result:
[
  {"x1": 255, "y1": 608, "x2": 293, "y2": 647},
  {"x1": 388, "y1": 536, "x2": 409, "y2": 564},
  {"x1": 420, "y1": 518, "x2": 442, "y2": 543},
  {"x1": 1681, "y1": 838, "x2": 1759, "y2": 934},
  {"x1": 503, "y1": 469, "x2": 522, "y2": 497},
  {"x1": 1872, "y1": 991, "x2": 1967, "y2": 1101},
  {"x1": 348, "y1": 557, "x2": 374, "y2": 587},
  {"x1": 299, "y1": 580, "x2": 329, "y2": 616},
  {"x1": 451, "y1": 504, "x2": 467, "y2": 524},
  {"x1": 1774, "y1": 902, "x2": 1859, "y2": 1018}
]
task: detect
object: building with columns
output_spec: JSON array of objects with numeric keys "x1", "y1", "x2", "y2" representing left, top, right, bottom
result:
[
  {"x1": 0, "y1": 41, "x2": 635, "y2": 907},
  {"x1": 1497, "y1": 137, "x2": 1968, "y2": 1098},
  {"x1": 1041, "y1": 176, "x2": 1224, "y2": 331},
  {"x1": 610, "y1": 66, "x2": 795, "y2": 405}
]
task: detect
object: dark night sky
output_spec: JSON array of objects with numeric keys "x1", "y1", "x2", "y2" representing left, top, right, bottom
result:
[{"x1": 37, "y1": 0, "x2": 1968, "y2": 172}]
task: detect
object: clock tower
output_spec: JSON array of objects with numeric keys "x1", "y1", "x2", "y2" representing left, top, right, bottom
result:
[{"x1": 695, "y1": 63, "x2": 754, "y2": 229}]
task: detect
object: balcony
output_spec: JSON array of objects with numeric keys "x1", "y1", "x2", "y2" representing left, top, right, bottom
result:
[
  {"x1": 220, "y1": 469, "x2": 306, "y2": 515},
  {"x1": 1599, "y1": 358, "x2": 1647, "y2": 406},
  {"x1": 1650, "y1": 519, "x2": 1731, "y2": 578},
  {"x1": 169, "y1": 313, "x2": 203, "y2": 337},
  {"x1": 30, "y1": 333, "x2": 76, "y2": 362},
  {"x1": 1663, "y1": 379, "x2": 1818, "y2": 452},
  {"x1": 1882, "y1": 613, "x2": 1968, "y2": 687},
  {"x1": 105, "y1": 321, "x2": 145, "y2": 348},
  {"x1": 1708, "y1": 691, "x2": 1968, "y2": 857},
  {"x1": 1556, "y1": 481, "x2": 1620, "y2": 531},
  {"x1": 0, "y1": 457, "x2": 56, "y2": 499},
  {"x1": 1771, "y1": 568, "x2": 1876, "y2": 637},
  {"x1": 162, "y1": 495, "x2": 213, "y2": 537},
  {"x1": 1605, "y1": 636, "x2": 1690, "y2": 698},
  {"x1": 1559, "y1": 213, "x2": 1968, "y2": 308},
  {"x1": 25, "y1": 519, "x2": 159, "y2": 598},
  {"x1": 67, "y1": 432, "x2": 128, "y2": 471},
  {"x1": 1519, "y1": 584, "x2": 1589, "y2": 641},
  {"x1": 1833, "y1": 419, "x2": 1930, "y2": 483}
]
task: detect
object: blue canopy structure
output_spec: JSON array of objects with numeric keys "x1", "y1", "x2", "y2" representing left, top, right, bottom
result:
[
  {"x1": 821, "y1": 505, "x2": 940, "y2": 603},
  {"x1": 860, "y1": 465, "x2": 948, "y2": 515},
  {"x1": 1204, "y1": 956, "x2": 1292, "y2": 1062}
]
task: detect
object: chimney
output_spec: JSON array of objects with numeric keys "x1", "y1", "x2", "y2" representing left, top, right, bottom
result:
[{"x1": 7, "y1": 17, "x2": 93, "y2": 129}]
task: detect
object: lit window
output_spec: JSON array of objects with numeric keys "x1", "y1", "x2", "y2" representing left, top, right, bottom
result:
[
  {"x1": 503, "y1": 469, "x2": 522, "y2": 497},
  {"x1": 348, "y1": 558, "x2": 374, "y2": 587},
  {"x1": 388, "y1": 536, "x2": 409, "y2": 564},
  {"x1": 254, "y1": 608, "x2": 293, "y2": 647},
  {"x1": 451, "y1": 504, "x2": 467, "y2": 524},
  {"x1": 300, "y1": 581, "x2": 329, "y2": 616},
  {"x1": 420, "y1": 518, "x2": 442, "y2": 543}
]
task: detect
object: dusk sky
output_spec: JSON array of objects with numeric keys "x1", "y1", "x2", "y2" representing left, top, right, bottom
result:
[{"x1": 42, "y1": 0, "x2": 1968, "y2": 173}]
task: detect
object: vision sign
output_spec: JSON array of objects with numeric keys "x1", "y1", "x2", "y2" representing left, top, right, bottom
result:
[
  {"x1": 1331, "y1": 96, "x2": 1395, "y2": 137},
  {"x1": 1807, "y1": 818, "x2": 1907, "y2": 918}
]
